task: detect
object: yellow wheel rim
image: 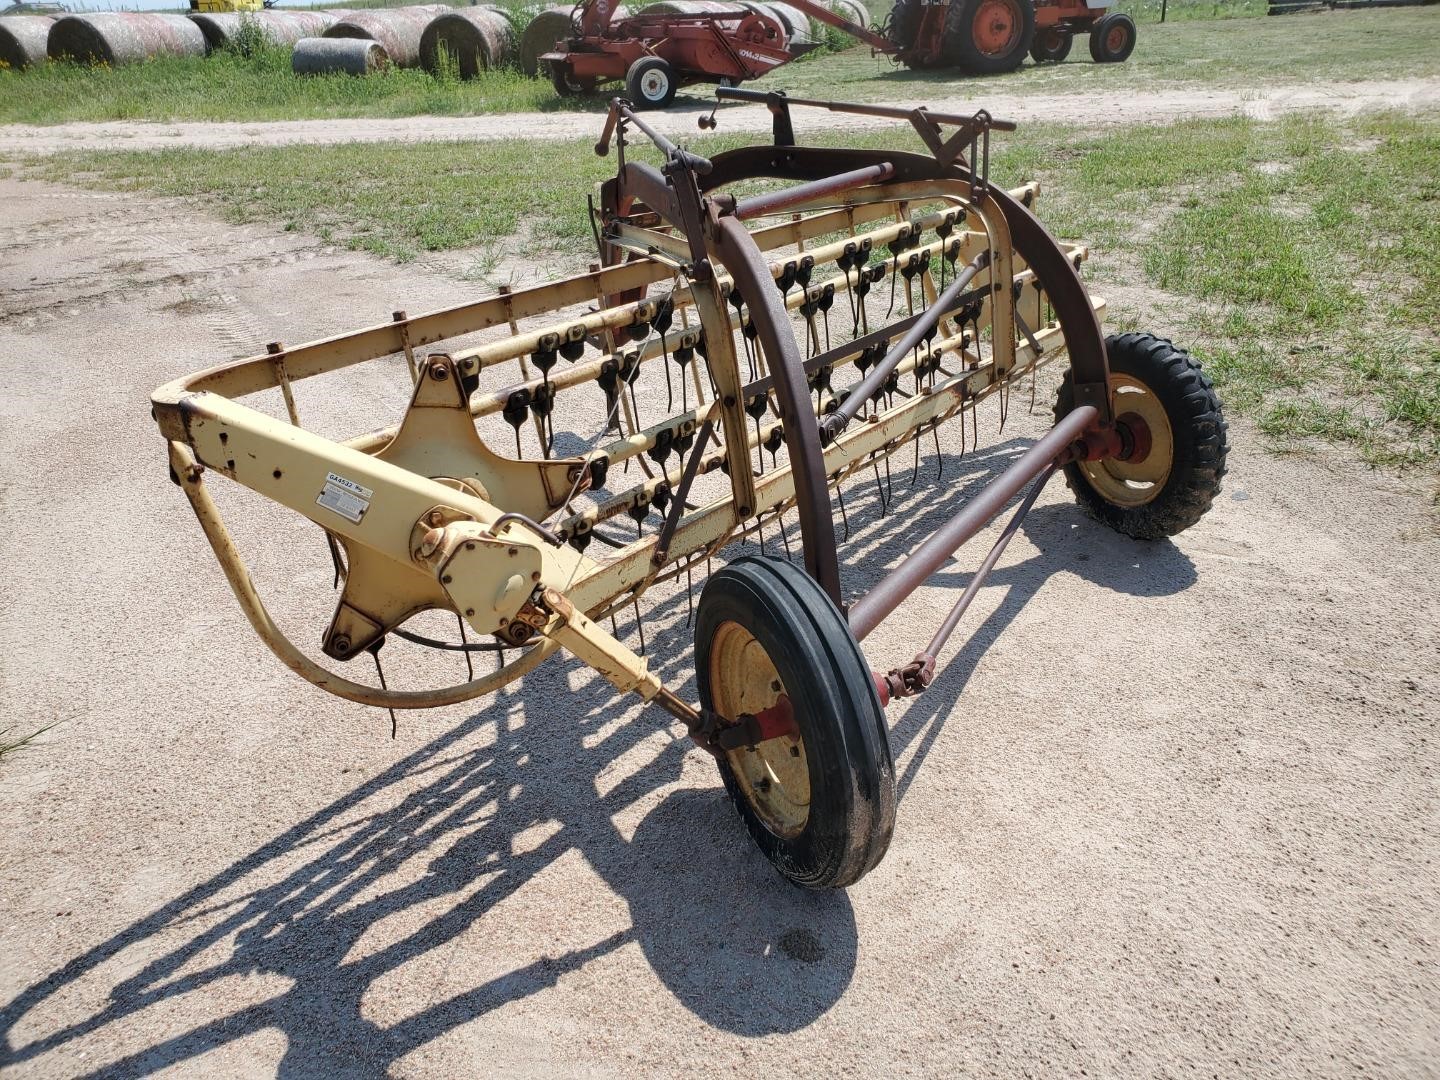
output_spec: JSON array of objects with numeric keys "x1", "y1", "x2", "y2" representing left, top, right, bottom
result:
[
  {"x1": 1079, "y1": 373, "x2": 1174, "y2": 508},
  {"x1": 708, "y1": 620, "x2": 810, "y2": 838}
]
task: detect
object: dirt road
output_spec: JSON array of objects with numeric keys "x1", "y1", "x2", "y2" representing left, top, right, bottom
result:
[
  {"x1": 0, "y1": 174, "x2": 1436, "y2": 1078},
  {"x1": 2, "y1": 77, "x2": 1436, "y2": 155}
]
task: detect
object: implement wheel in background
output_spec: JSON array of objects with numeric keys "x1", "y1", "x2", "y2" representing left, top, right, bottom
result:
[
  {"x1": 1029, "y1": 26, "x2": 1071, "y2": 63},
  {"x1": 1088, "y1": 11, "x2": 1136, "y2": 62},
  {"x1": 625, "y1": 55, "x2": 678, "y2": 109},
  {"x1": 945, "y1": 0, "x2": 1035, "y2": 75},
  {"x1": 696, "y1": 556, "x2": 896, "y2": 889},
  {"x1": 548, "y1": 62, "x2": 597, "y2": 97},
  {"x1": 1055, "y1": 332, "x2": 1228, "y2": 540}
]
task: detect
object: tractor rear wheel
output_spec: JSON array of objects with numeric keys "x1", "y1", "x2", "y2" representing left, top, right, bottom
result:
[
  {"x1": 945, "y1": 0, "x2": 1035, "y2": 75},
  {"x1": 1088, "y1": 11, "x2": 1136, "y2": 62},
  {"x1": 1054, "y1": 333, "x2": 1228, "y2": 540},
  {"x1": 625, "y1": 55, "x2": 677, "y2": 109},
  {"x1": 696, "y1": 556, "x2": 896, "y2": 889},
  {"x1": 1029, "y1": 27, "x2": 1071, "y2": 63}
]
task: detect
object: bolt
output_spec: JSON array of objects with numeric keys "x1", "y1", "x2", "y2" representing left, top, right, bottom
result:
[
  {"x1": 429, "y1": 362, "x2": 449, "y2": 381},
  {"x1": 771, "y1": 679, "x2": 782, "y2": 692},
  {"x1": 508, "y1": 547, "x2": 519, "y2": 557},
  {"x1": 531, "y1": 571, "x2": 540, "y2": 582},
  {"x1": 465, "y1": 608, "x2": 475, "y2": 617},
  {"x1": 465, "y1": 542, "x2": 475, "y2": 551},
  {"x1": 332, "y1": 635, "x2": 351, "y2": 654},
  {"x1": 418, "y1": 527, "x2": 444, "y2": 558},
  {"x1": 429, "y1": 509, "x2": 444, "y2": 526},
  {"x1": 499, "y1": 617, "x2": 509, "y2": 627},
  {"x1": 441, "y1": 575, "x2": 452, "y2": 585}
]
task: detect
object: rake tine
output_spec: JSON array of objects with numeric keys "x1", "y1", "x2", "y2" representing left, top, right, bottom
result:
[
  {"x1": 368, "y1": 643, "x2": 396, "y2": 740},
  {"x1": 325, "y1": 532, "x2": 345, "y2": 590},
  {"x1": 932, "y1": 419, "x2": 944, "y2": 482},
  {"x1": 910, "y1": 431, "x2": 922, "y2": 487},
  {"x1": 684, "y1": 560, "x2": 695, "y2": 628},
  {"x1": 836, "y1": 476, "x2": 850, "y2": 540},
  {"x1": 632, "y1": 597, "x2": 646, "y2": 656},
  {"x1": 882, "y1": 452, "x2": 894, "y2": 504},
  {"x1": 778, "y1": 509, "x2": 792, "y2": 558},
  {"x1": 457, "y1": 613, "x2": 474, "y2": 682}
]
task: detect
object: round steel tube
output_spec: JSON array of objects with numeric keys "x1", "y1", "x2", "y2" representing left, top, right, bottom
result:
[
  {"x1": 847, "y1": 404, "x2": 1098, "y2": 641},
  {"x1": 0, "y1": 15, "x2": 54, "y2": 70}
]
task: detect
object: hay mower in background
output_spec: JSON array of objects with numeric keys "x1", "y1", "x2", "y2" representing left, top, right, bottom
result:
[
  {"x1": 541, "y1": 0, "x2": 1137, "y2": 109},
  {"x1": 152, "y1": 90, "x2": 1225, "y2": 889}
]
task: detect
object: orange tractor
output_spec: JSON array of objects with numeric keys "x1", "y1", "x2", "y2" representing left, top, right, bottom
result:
[{"x1": 542, "y1": 0, "x2": 1136, "y2": 109}]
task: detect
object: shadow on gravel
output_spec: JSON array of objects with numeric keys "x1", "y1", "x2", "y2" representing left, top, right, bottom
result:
[{"x1": 0, "y1": 431, "x2": 1196, "y2": 1075}]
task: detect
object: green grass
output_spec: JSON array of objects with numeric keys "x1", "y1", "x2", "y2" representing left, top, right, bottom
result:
[
  {"x1": 1, "y1": 7, "x2": 1435, "y2": 125},
  {"x1": 22, "y1": 109, "x2": 1440, "y2": 477}
]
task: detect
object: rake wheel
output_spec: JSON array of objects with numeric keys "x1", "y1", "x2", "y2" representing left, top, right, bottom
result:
[
  {"x1": 696, "y1": 557, "x2": 895, "y2": 889},
  {"x1": 1055, "y1": 332, "x2": 1228, "y2": 540}
]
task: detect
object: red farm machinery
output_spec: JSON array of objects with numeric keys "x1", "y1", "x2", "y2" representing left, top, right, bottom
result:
[{"x1": 542, "y1": 0, "x2": 1138, "y2": 108}]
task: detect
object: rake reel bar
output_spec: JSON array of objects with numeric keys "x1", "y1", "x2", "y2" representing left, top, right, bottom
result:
[{"x1": 153, "y1": 91, "x2": 1225, "y2": 888}]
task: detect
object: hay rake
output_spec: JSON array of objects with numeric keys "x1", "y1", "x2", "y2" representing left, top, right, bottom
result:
[{"x1": 152, "y1": 89, "x2": 1227, "y2": 888}]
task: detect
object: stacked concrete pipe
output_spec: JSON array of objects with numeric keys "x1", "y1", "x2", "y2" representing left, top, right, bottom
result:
[
  {"x1": 321, "y1": 5, "x2": 450, "y2": 69},
  {"x1": 419, "y1": 6, "x2": 516, "y2": 78},
  {"x1": 47, "y1": 12, "x2": 208, "y2": 67},
  {"x1": 189, "y1": 10, "x2": 341, "y2": 54},
  {"x1": 292, "y1": 36, "x2": 390, "y2": 76},
  {"x1": 0, "y1": 14, "x2": 54, "y2": 70}
]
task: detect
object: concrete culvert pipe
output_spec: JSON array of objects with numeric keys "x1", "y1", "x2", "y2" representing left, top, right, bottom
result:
[
  {"x1": 189, "y1": 10, "x2": 340, "y2": 54},
  {"x1": 292, "y1": 36, "x2": 389, "y2": 76},
  {"x1": 321, "y1": 5, "x2": 449, "y2": 69},
  {"x1": 419, "y1": 7, "x2": 515, "y2": 79},
  {"x1": 48, "y1": 12, "x2": 208, "y2": 67},
  {"x1": 0, "y1": 15, "x2": 55, "y2": 70}
]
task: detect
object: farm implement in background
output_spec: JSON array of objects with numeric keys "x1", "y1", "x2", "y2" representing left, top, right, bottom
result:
[
  {"x1": 152, "y1": 90, "x2": 1226, "y2": 888},
  {"x1": 541, "y1": 0, "x2": 1137, "y2": 109}
]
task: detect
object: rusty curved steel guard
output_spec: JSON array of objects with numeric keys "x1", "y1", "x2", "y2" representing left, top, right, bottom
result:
[
  {"x1": 699, "y1": 144, "x2": 1113, "y2": 425},
  {"x1": 712, "y1": 213, "x2": 844, "y2": 604}
]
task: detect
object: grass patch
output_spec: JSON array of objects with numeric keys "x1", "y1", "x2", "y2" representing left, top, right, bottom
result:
[
  {"x1": 1, "y1": 7, "x2": 1436, "y2": 125},
  {"x1": 25, "y1": 109, "x2": 1440, "y2": 478}
]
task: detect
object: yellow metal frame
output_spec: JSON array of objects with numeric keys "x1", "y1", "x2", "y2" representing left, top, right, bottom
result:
[{"x1": 152, "y1": 177, "x2": 1103, "y2": 719}]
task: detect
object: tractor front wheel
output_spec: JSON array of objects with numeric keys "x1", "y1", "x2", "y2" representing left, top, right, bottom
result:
[
  {"x1": 696, "y1": 556, "x2": 896, "y2": 889},
  {"x1": 625, "y1": 56, "x2": 678, "y2": 109},
  {"x1": 1055, "y1": 333, "x2": 1228, "y2": 540},
  {"x1": 1029, "y1": 27, "x2": 1071, "y2": 63},
  {"x1": 945, "y1": 0, "x2": 1036, "y2": 75},
  {"x1": 1088, "y1": 11, "x2": 1137, "y2": 63}
]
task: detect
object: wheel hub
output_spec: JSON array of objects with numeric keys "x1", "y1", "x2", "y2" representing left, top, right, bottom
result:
[
  {"x1": 1080, "y1": 373, "x2": 1174, "y2": 507},
  {"x1": 974, "y1": 0, "x2": 1021, "y2": 56},
  {"x1": 708, "y1": 620, "x2": 810, "y2": 838}
]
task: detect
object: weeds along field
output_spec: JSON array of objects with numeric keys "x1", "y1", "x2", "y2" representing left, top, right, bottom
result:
[
  {"x1": 1, "y1": 5, "x2": 1435, "y2": 124},
  {"x1": 25, "y1": 111, "x2": 1438, "y2": 486}
]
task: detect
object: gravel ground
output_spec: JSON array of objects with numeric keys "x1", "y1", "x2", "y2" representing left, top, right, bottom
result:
[
  {"x1": 0, "y1": 174, "x2": 1437, "y2": 1079},
  {"x1": 0, "y1": 77, "x2": 1436, "y2": 155}
]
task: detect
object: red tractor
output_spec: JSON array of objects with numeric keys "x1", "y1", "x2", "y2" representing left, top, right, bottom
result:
[{"x1": 541, "y1": 0, "x2": 1137, "y2": 109}]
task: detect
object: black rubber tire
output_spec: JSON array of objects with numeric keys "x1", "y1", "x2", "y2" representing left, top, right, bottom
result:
[
  {"x1": 944, "y1": 0, "x2": 1036, "y2": 75},
  {"x1": 695, "y1": 556, "x2": 896, "y2": 889},
  {"x1": 1029, "y1": 27, "x2": 1071, "y2": 63},
  {"x1": 1088, "y1": 11, "x2": 1136, "y2": 63},
  {"x1": 548, "y1": 63, "x2": 595, "y2": 97},
  {"x1": 625, "y1": 56, "x2": 677, "y2": 110},
  {"x1": 1055, "y1": 332, "x2": 1228, "y2": 540},
  {"x1": 889, "y1": 0, "x2": 944, "y2": 68}
]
